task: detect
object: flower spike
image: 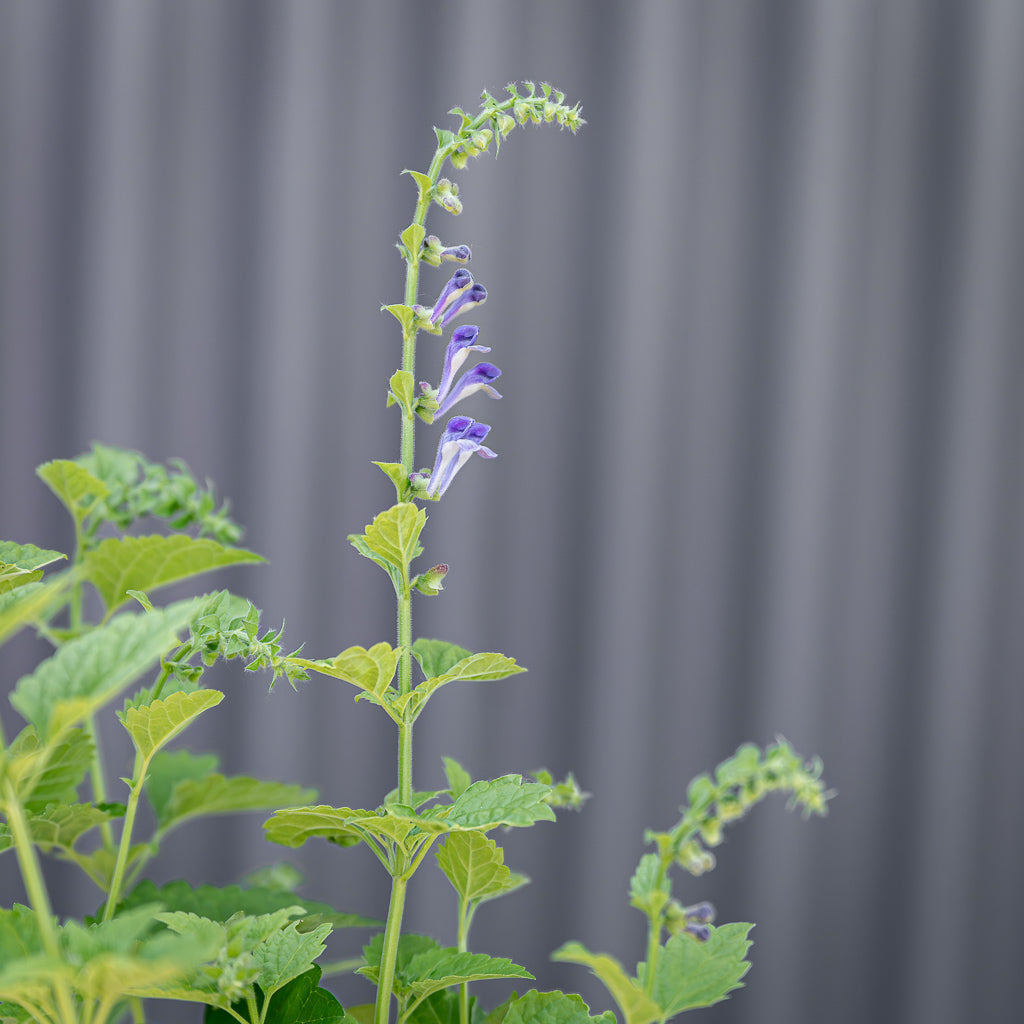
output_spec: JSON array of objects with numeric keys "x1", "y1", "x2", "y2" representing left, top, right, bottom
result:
[
  {"x1": 434, "y1": 362, "x2": 502, "y2": 418},
  {"x1": 440, "y1": 282, "x2": 487, "y2": 326},
  {"x1": 426, "y1": 416, "x2": 497, "y2": 498},
  {"x1": 434, "y1": 325, "x2": 491, "y2": 404},
  {"x1": 430, "y1": 269, "x2": 473, "y2": 323}
]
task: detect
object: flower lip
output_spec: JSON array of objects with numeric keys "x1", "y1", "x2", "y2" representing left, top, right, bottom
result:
[
  {"x1": 440, "y1": 283, "x2": 487, "y2": 326},
  {"x1": 436, "y1": 325, "x2": 491, "y2": 405},
  {"x1": 426, "y1": 416, "x2": 497, "y2": 498},
  {"x1": 434, "y1": 362, "x2": 503, "y2": 419}
]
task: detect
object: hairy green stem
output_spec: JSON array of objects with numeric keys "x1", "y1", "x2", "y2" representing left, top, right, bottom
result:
[
  {"x1": 457, "y1": 896, "x2": 473, "y2": 1024},
  {"x1": 373, "y1": 871, "x2": 409, "y2": 1024},
  {"x1": 2, "y1": 780, "x2": 78, "y2": 1024},
  {"x1": 83, "y1": 714, "x2": 115, "y2": 851},
  {"x1": 103, "y1": 753, "x2": 145, "y2": 920}
]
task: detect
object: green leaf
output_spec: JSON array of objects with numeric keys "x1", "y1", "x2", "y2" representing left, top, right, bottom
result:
[
  {"x1": 628, "y1": 854, "x2": 669, "y2": 915},
  {"x1": 145, "y1": 749, "x2": 219, "y2": 825},
  {"x1": 401, "y1": 949, "x2": 532, "y2": 1006},
  {"x1": 359, "y1": 503, "x2": 426, "y2": 584},
  {"x1": 291, "y1": 643, "x2": 399, "y2": 698},
  {"x1": 0, "y1": 543, "x2": 66, "y2": 596},
  {"x1": 117, "y1": 879, "x2": 380, "y2": 929},
  {"x1": 403, "y1": 170, "x2": 435, "y2": 202},
  {"x1": 436, "y1": 832, "x2": 528, "y2": 905},
  {"x1": 0, "y1": 803, "x2": 114, "y2": 855},
  {"x1": 641, "y1": 924, "x2": 754, "y2": 1015},
  {"x1": 446, "y1": 776, "x2": 556, "y2": 831},
  {"x1": 550, "y1": 945, "x2": 661, "y2": 1024},
  {"x1": 388, "y1": 370, "x2": 417, "y2": 418},
  {"x1": 160, "y1": 773, "x2": 317, "y2": 833},
  {"x1": 412, "y1": 639, "x2": 472, "y2": 680},
  {"x1": 37, "y1": 460, "x2": 108, "y2": 522},
  {"x1": 1, "y1": 726, "x2": 93, "y2": 811},
  {"x1": 405, "y1": 990, "x2": 469, "y2": 1024},
  {"x1": 0, "y1": 906, "x2": 45, "y2": 961},
  {"x1": 10, "y1": 600, "x2": 200, "y2": 737},
  {"x1": 348, "y1": 533, "x2": 406, "y2": 598},
  {"x1": 120, "y1": 689, "x2": 224, "y2": 762},
  {"x1": 401, "y1": 223, "x2": 427, "y2": 257},
  {"x1": 265, "y1": 805, "x2": 443, "y2": 851},
  {"x1": 0, "y1": 576, "x2": 72, "y2": 647},
  {"x1": 487, "y1": 990, "x2": 617, "y2": 1024},
  {"x1": 261, "y1": 966, "x2": 345, "y2": 1024},
  {"x1": 374, "y1": 462, "x2": 411, "y2": 500},
  {"x1": 253, "y1": 920, "x2": 332, "y2": 997},
  {"x1": 83, "y1": 534, "x2": 263, "y2": 611},
  {"x1": 395, "y1": 652, "x2": 525, "y2": 719},
  {"x1": 442, "y1": 757, "x2": 472, "y2": 800},
  {"x1": 383, "y1": 304, "x2": 417, "y2": 333}
]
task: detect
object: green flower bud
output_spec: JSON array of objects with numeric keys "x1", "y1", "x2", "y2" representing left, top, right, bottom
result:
[
  {"x1": 496, "y1": 112, "x2": 515, "y2": 136},
  {"x1": 699, "y1": 816, "x2": 723, "y2": 847},
  {"x1": 450, "y1": 148, "x2": 469, "y2": 170},
  {"x1": 413, "y1": 563, "x2": 448, "y2": 596}
]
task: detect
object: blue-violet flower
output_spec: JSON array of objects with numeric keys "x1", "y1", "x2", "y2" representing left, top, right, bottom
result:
[
  {"x1": 432, "y1": 325, "x2": 491, "y2": 402},
  {"x1": 440, "y1": 282, "x2": 487, "y2": 326},
  {"x1": 430, "y1": 269, "x2": 473, "y2": 323},
  {"x1": 426, "y1": 416, "x2": 497, "y2": 498},
  {"x1": 434, "y1": 362, "x2": 502, "y2": 418}
]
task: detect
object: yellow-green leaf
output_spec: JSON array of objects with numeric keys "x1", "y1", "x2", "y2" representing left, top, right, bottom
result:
[
  {"x1": 551, "y1": 944, "x2": 662, "y2": 1024},
  {"x1": 37, "y1": 460, "x2": 108, "y2": 521},
  {"x1": 359, "y1": 504, "x2": 426, "y2": 583},
  {"x1": 120, "y1": 689, "x2": 224, "y2": 762},
  {"x1": 290, "y1": 643, "x2": 399, "y2": 697}
]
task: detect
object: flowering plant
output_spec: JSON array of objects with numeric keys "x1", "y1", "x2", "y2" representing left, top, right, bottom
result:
[{"x1": 0, "y1": 84, "x2": 829, "y2": 1024}]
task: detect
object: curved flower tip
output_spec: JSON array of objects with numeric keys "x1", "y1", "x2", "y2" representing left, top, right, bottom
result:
[
  {"x1": 436, "y1": 324, "x2": 491, "y2": 403},
  {"x1": 430, "y1": 269, "x2": 473, "y2": 323},
  {"x1": 441, "y1": 243, "x2": 472, "y2": 263},
  {"x1": 426, "y1": 416, "x2": 497, "y2": 498},
  {"x1": 440, "y1": 282, "x2": 487, "y2": 326},
  {"x1": 435, "y1": 362, "x2": 502, "y2": 418}
]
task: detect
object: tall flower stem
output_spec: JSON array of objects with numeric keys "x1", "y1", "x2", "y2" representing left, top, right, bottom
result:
[{"x1": 373, "y1": 869, "x2": 409, "y2": 1024}]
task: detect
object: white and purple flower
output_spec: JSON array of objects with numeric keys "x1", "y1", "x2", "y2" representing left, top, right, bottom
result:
[{"x1": 425, "y1": 416, "x2": 497, "y2": 498}]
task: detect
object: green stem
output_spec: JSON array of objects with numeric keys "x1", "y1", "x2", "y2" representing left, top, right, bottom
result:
[
  {"x1": 643, "y1": 909, "x2": 662, "y2": 996},
  {"x1": 104, "y1": 753, "x2": 144, "y2": 920},
  {"x1": 83, "y1": 714, "x2": 115, "y2": 851},
  {"x1": 457, "y1": 896, "x2": 473, "y2": 1024},
  {"x1": 373, "y1": 871, "x2": 409, "y2": 1024},
  {"x1": 2, "y1": 780, "x2": 78, "y2": 1024}
]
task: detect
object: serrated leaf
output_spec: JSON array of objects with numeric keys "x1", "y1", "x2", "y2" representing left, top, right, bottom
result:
[
  {"x1": 436, "y1": 832, "x2": 528, "y2": 905},
  {"x1": 10, "y1": 600, "x2": 200, "y2": 738},
  {"x1": 628, "y1": 854, "x2": 668, "y2": 915},
  {"x1": 0, "y1": 906, "x2": 45, "y2": 962},
  {"x1": 0, "y1": 543, "x2": 66, "y2": 596},
  {"x1": 361, "y1": 933, "x2": 441, "y2": 987},
  {"x1": 401, "y1": 949, "x2": 532, "y2": 1006},
  {"x1": 412, "y1": 639, "x2": 472, "y2": 680},
  {"x1": 0, "y1": 576, "x2": 72, "y2": 647},
  {"x1": 401, "y1": 224, "x2": 426, "y2": 257},
  {"x1": 550, "y1": 945, "x2": 661, "y2": 1024},
  {"x1": 442, "y1": 757, "x2": 472, "y2": 800},
  {"x1": 487, "y1": 990, "x2": 617, "y2": 1024},
  {"x1": 144, "y1": 749, "x2": 218, "y2": 825},
  {"x1": 348, "y1": 533, "x2": 405, "y2": 597},
  {"x1": 120, "y1": 689, "x2": 224, "y2": 762},
  {"x1": 37, "y1": 460, "x2": 108, "y2": 521},
  {"x1": 291, "y1": 643, "x2": 399, "y2": 697},
  {"x1": 261, "y1": 966, "x2": 345, "y2": 1024},
  {"x1": 161, "y1": 773, "x2": 317, "y2": 833},
  {"x1": 360, "y1": 504, "x2": 426, "y2": 583},
  {"x1": 447, "y1": 776, "x2": 556, "y2": 831},
  {"x1": 254, "y1": 920, "x2": 332, "y2": 996},
  {"x1": 2, "y1": 726, "x2": 93, "y2": 811},
  {"x1": 388, "y1": 370, "x2": 417, "y2": 418},
  {"x1": 0, "y1": 803, "x2": 113, "y2": 855},
  {"x1": 641, "y1": 924, "x2": 754, "y2": 1015},
  {"x1": 265, "y1": 805, "x2": 442, "y2": 851},
  {"x1": 117, "y1": 880, "x2": 381, "y2": 929},
  {"x1": 394, "y1": 652, "x2": 525, "y2": 719},
  {"x1": 65, "y1": 843, "x2": 149, "y2": 891},
  {"x1": 83, "y1": 534, "x2": 263, "y2": 611},
  {"x1": 406, "y1": 990, "x2": 468, "y2": 1024}
]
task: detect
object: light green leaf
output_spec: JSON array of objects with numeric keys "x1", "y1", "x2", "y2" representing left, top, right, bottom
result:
[
  {"x1": 403, "y1": 170, "x2": 435, "y2": 201},
  {"x1": 446, "y1": 776, "x2": 556, "y2": 831},
  {"x1": 348, "y1": 533, "x2": 405, "y2": 597},
  {"x1": 0, "y1": 576, "x2": 72, "y2": 647},
  {"x1": 83, "y1": 534, "x2": 263, "y2": 611},
  {"x1": 401, "y1": 223, "x2": 427, "y2": 256},
  {"x1": 550, "y1": 944, "x2": 662, "y2": 1024},
  {"x1": 0, "y1": 906, "x2": 45, "y2": 961},
  {"x1": 360, "y1": 503, "x2": 426, "y2": 583},
  {"x1": 628, "y1": 854, "x2": 669, "y2": 916},
  {"x1": 0, "y1": 803, "x2": 114, "y2": 855},
  {"x1": 66, "y1": 844, "x2": 149, "y2": 891},
  {"x1": 401, "y1": 949, "x2": 532, "y2": 1006},
  {"x1": 118, "y1": 879, "x2": 380, "y2": 929},
  {"x1": 265, "y1": 805, "x2": 440, "y2": 851},
  {"x1": 0, "y1": 543, "x2": 66, "y2": 596},
  {"x1": 383, "y1": 304, "x2": 417, "y2": 332},
  {"x1": 119, "y1": 689, "x2": 224, "y2": 762},
  {"x1": 160, "y1": 773, "x2": 317, "y2": 833},
  {"x1": 374, "y1": 462, "x2": 411, "y2": 500},
  {"x1": 1, "y1": 726, "x2": 93, "y2": 811},
  {"x1": 436, "y1": 832, "x2": 528, "y2": 904},
  {"x1": 253, "y1": 920, "x2": 332, "y2": 996},
  {"x1": 36, "y1": 460, "x2": 108, "y2": 521},
  {"x1": 291, "y1": 643, "x2": 399, "y2": 697},
  {"x1": 641, "y1": 924, "x2": 754, "y2": 1015},
  {"x1": 388, "y1": 370, "x2": 417, "y2": 418},
  {"x1": 10, "y1": 600, "x2": 200, "y2": 738},
  {"x1": 442, "y1": 756, "x2": 471, "y2": 800},
  {"x1": 487, "y1": 990, "x2": 617, "y2": 1024},
  {"x1": 144, "y1": 749, "x2": 218, "y2": 826},
  {"x1": 411, "y1": 639, "x2": 472, "y2": 680},
  {"x1": 394, "y1": 652, "x2": 525, "y2": 719}
]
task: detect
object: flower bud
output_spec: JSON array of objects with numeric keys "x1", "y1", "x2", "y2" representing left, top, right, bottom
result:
[
  {"x1": 683, "y1": 901, "x2": 715, "y2": 924},
  {"x1": 684, "y1": 923, "x2": 711, "y2": 942},
  {"x1": 413, "y1": 563, "x2": 449, "y2": 596},
  {"x1": 496, "y1": 112, "x2": 515, "y2": 136}
]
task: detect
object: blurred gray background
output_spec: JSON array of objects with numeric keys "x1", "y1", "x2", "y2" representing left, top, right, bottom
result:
[{"x1": 2, "y1": 1, "x2": 1024, "y2": 1022}]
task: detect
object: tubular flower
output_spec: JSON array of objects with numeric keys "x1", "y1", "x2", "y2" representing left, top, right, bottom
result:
[
  {"x1": 426, "y1": 416, "x2": 497, "y2": 498},
  {"x1": 434, "y1": 362, "x2": 502, "y2": 418},
  {"x1": 432, "y1": 325, "x2": 491, "y2": 405},
  {"x1": 430, "y1": 269, "x2": 473, "y2": 323},
  {"x1": 440, "y1": 282, "x2": 487, "y2": 326}
]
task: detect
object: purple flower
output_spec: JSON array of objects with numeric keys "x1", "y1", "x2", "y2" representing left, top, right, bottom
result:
[
  {"x1": 434, "y1": 362, "x2": 502, "y2": 418},
  {"x1": 426, "y1": 416, "x2": 497, "y2": 498},
  {"x1": 440, "y1": 243, "x2": 472, "y2": 263},
  {"x1": 429, "y1": 269, "x2": 473, "y2": 323},
  {"x1": 433, "y1": 325, "x2": 491, "y2": 404},
  {"x1": 684, "y1": 923, "x2": 711, "y2": 942},
  {"x1": 440, "y1": 283, "x2": 487, "y2": 326}
]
